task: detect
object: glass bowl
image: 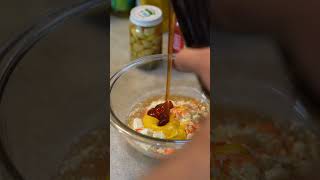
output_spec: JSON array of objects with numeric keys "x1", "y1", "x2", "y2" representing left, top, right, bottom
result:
[
  {"x1": 212, "y1": 78, "x2": 320, "y2": 179},
  {"x1": 0, "y1": 1, "x2": 107, "y2": 179},
  {"x1": 212, "y1": 79, "x2": 319, "y2": 131},
  {"x1": 110, "y1": 54, "x2": 209, "y2": 159}
]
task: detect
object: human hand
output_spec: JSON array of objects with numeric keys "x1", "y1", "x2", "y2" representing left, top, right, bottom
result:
[{"x1": 175, "y1": 48, "x2": 210, "y2": 91}]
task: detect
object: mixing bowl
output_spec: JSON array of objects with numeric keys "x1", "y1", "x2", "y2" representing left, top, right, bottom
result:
[
  {"x1": 110, "y1": 54, "x2": 209, "y2": 159},
  {"x1": 0, "y1": 1, "x2": 107, "y2": 179},
  {"x1": 212, "y1": 78, "x2": 320, "y2": 179}
]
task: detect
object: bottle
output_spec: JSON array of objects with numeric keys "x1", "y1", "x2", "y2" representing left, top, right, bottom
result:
[
  {"x1": 139, "y1": 0, "x2": 170, "y2": 32},
  {"x1": 170, "y1": 0, "x2": 210, "y2": 96},
  {"x1": 170, "y1": 0, "x2": 210, "y2": 48},
  {"x1": 111, "y1": 0, "x2": 135, "y2": 16},
  {"x1": 129, "y1": 5, "x2": 163, "y2": 70},
  {"x1": 173, "y1": 21, "x2": 185, "y2": 53}
]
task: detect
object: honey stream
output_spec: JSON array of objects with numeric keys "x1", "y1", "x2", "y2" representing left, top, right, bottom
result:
[
  {"x1": 162, "y1": 7, "x2": 176, "y2": 121},
  {"x1": 165, "y1": 7, "x2": 176, "y2": 102}
]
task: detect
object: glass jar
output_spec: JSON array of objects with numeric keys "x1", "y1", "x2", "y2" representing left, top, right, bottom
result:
[{"x1": 129, "y1": 5, "x2": 163, "y2": 70}]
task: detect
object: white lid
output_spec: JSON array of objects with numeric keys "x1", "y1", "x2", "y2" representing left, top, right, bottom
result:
[{"x1": 130, "y1": 5, "x2": 163, "y2": 27}]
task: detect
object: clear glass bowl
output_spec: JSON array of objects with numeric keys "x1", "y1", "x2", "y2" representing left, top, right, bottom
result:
[
  {"x1": 110, "y1": 54, "x2": 209, "y2": 159},
  {"x1": 0, "y1": 1, "x2": 107, "y2": 179},
  {"x1": 212, "y1": 78, "x2": 320, "y2": 179},
  {"x1": 213, "y1": 79, "x2": 318, "y2": 130}
]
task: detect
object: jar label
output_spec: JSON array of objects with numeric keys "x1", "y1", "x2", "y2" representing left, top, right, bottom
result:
[
  {"x1": 173, "y1": 22, "x2": 185, "y2": 53},
  {"x1": 137, "y1": 8, "x2": 155, "y2": 18}
]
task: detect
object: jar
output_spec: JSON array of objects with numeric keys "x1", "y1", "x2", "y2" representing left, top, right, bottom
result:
[
  {"x1": 173, "y1": 21, "x2": 185, "y2": 53},
  {"x1": 129, "y1": 5, "x2": 163, "y2": 70}
]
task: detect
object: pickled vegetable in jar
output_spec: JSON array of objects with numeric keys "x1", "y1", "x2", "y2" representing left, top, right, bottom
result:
[{"x1": 129, "y1": 5, "x2": 163, "y2": 70}]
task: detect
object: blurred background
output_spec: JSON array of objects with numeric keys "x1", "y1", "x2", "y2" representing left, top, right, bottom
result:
[{"x1": 0, "y1": 0, "x2": 107, "y2": 179}]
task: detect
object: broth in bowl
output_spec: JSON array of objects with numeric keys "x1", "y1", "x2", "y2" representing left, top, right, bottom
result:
[{"x1": 212, "y1": 106, "x2": 320, "y2": 180}]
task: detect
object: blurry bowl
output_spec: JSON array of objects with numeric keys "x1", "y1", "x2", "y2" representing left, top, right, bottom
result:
[{"x1": 212, "y1": 79, "x2": 320, "y2": 179}]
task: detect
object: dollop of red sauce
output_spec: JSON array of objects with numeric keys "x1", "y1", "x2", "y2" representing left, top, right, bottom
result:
[{"x1": 147, "y1": 101, "x2": 174, "y2": 126}]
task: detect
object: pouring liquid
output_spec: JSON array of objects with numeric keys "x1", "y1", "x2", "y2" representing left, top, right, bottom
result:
[
  {"x1": 163, "y1": 6, "x2": 176, "y2": 123},
  {"x1": 163, "y1": 0, "x2": 210, "y2": 125},
  {"x1": 165, "y1": 9, "x2": 176, "y2": 102},
  {"x1": 138, "y1": 7, "x2": 176, "y2": 127}
]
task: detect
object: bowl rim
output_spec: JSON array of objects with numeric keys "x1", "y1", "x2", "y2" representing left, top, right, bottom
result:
[
  {"x1": 212, "y1": 79, "x2": 320, "y2": 137},
  {"x1": 110, "y1": 54, "x2": 206, "y2": 145},
  {"x1": 0, "y1": 0, "x2": 105, "y2": 179}
]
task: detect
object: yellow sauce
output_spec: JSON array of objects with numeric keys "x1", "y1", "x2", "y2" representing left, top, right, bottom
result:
[{"x1": 143, "y1": 114, "x2": 186, "y2": 140}]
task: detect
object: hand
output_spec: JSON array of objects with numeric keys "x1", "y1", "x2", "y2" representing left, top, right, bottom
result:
[
  {"x1": 142, "y1": 48, "x2": 210, "y2": 180},
  {"x1": 175, "y1": 48, "x2": 210, "y2": 91}
]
